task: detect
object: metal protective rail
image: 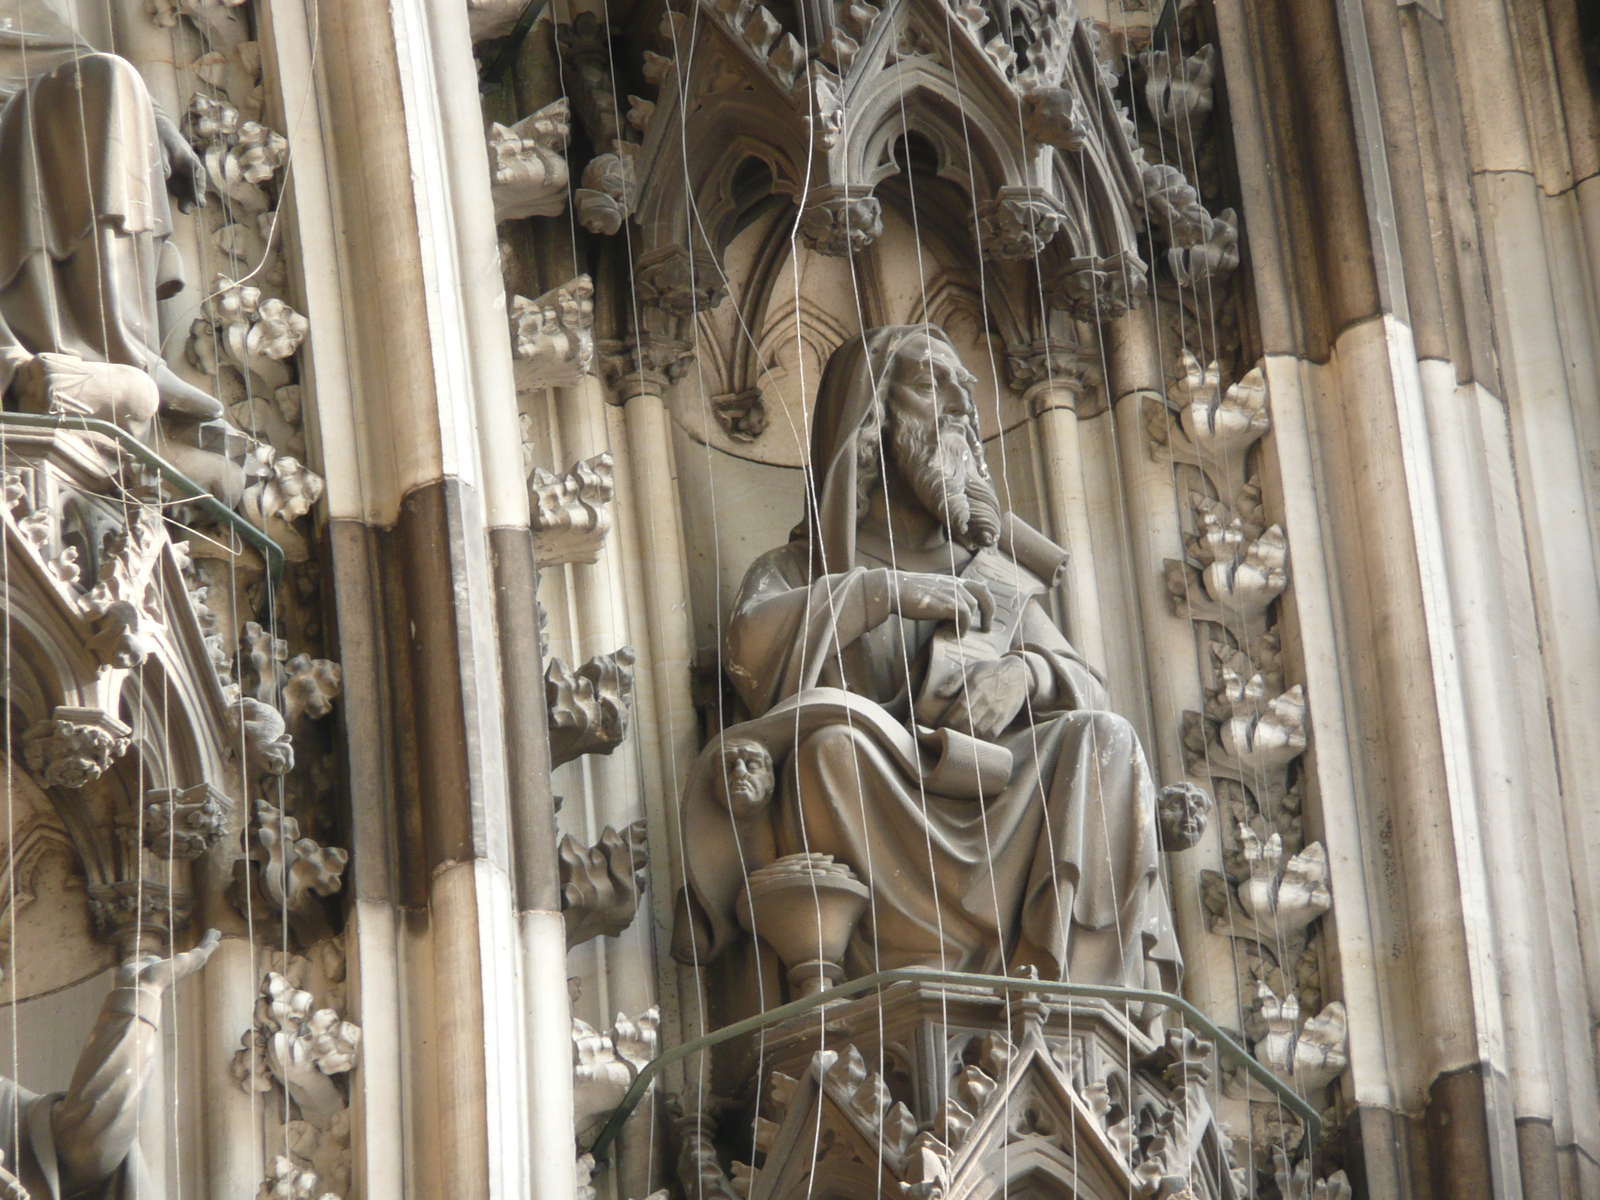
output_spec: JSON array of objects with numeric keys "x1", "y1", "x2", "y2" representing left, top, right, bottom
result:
[
  {"x1": 0, "y1": 412, "x2": 285, "y2": 588},
  {"x1": 585, "y1": 967, "x2": 1319, "y2": 1163}
]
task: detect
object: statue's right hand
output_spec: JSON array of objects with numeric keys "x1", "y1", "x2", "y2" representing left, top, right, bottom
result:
[
  {"x1": 893, "y1": 573, "x2": 994, "y2": 633},
  {"x1": 117, "y1": 928, "x2": 221, "y2": 995},
  {"x1": 0, "y1": 1151, "x2": 28, "y2": 1200}
]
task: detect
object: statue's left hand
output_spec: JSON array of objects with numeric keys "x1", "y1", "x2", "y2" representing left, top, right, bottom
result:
[
  {"x1": 116, "y1": 928, "x2": 221, "y2": 996},
  {"x1": 158, "y1": 117, "x2": 208, "y2": 213},
  {"x1": 939, "y1": 656, "x2": 1031, "y2": 742}
]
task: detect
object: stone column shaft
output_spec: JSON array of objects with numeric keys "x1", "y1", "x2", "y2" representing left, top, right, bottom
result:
[
  {"x1": 1027, "y1": 386, "x2": 1108, "y2": 675},
  {"x1": 306, "y1": 0, "x2": 572, "y2": 1191},
  {"x1": 602, "y1": 358, "x2": 703, "y2": 1084}
]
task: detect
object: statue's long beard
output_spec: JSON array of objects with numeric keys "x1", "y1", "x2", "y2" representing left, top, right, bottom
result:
[{"x1": 889, "y1": 413, "x2": 1002, "y2": 549}]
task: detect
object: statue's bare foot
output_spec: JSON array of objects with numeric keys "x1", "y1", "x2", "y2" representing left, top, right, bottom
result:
[
  {"x1": 151, "y1": 360, "x2": 225, "y2": 421},
  {"x1": 12, "y1": 354, "x2": 160, "y2": 438}
]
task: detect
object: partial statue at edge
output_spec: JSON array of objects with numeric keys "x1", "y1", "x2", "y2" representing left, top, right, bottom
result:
[
  {"x1": 0, "y1": 0, "x2": 220, "y2": 433},
  {"x1": 675, "y1": 326, "x2": 1200, "y2": 1000},
  {"x1": 0, "y1": 930, "x2": 218, "y2": 1200}
]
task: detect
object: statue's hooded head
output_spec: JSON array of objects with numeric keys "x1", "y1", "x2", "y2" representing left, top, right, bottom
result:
[{"x1": 797, "y1": 325, "x2": 1002, "y2": 572}]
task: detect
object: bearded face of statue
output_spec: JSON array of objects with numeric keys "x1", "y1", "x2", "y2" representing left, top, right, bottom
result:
[{"x1": 881, "y1": 333, "x2": 1002, "y2": 548}]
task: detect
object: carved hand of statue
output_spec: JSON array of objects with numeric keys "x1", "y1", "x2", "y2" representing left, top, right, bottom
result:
[
  {"x1": 117, "y1": 927, "x2": 221, "y2": 997},
  {"x1": 156, "y1": 113, "x2": 208, "y2": 214},
  {"x1": 0, "y1": 1151, "x2": 28, "y2": 1200},
  {"x1": 891, "y1": 572, "x2": 994, "y2": 634},
  {"x1": 937, "y1": 655, "x2": 1032, "y2": 742}
]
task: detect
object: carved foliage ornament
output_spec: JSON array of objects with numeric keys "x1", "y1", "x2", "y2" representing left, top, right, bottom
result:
[
  {"x1": 531, "y1": 453, "x2": 615, "y2": 568},
  {"x1": 973, "y1": 187, "x2": 1070, "y2": 261},
  {"x1": 547, "y1": 647, "x2": 636, "y2": 769},
  {"x1": 798, "y1": 188, "x2": 883, "y2": 258},
  {"x1": 122, "y1": 783, "x2": 232, "y2": 859},
  {"x1": 23, "y1": 708, "x2": 132, "y2": 789},
  {"x1": 576, "y1": 147, "x2": 641, "y2": 235},
  {"x1": 562, "y1": 819, "x2": 650, "y2": 948},
  {"x1": 490, "y1": 99, "x2": 572, "y2": 223},
  {"x1": 233, "y1": 944, "x2": 360, "y2": 1198},
  {"x1": 513, "y1": 275, "x2": 596, "y2": 391},
  {"x1": 1147, "y1": 350, "x2": 1346, "y2": 1113}
]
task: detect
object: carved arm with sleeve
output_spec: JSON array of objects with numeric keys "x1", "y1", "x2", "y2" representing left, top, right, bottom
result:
[{"x1": 50, "y1": 930, "x2": 219, "y2": 1194}]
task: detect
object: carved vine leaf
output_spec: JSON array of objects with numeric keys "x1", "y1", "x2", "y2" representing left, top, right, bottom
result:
[
  {"x1": 1275, "y1": 1150, "x2": 1353, "y2": 1200},
  {"x1": 233, "y1": 945, "x2": 361, "y2": 1200},
  {"x1": 531, "y1": 454, "x2": 615, "y2": 568},
  {"x1": 575, "y1": 146, "x2": 640, "y2": 236},
  {"x1": 81, "y1": 508, "x2": 168, "y2": 668},
  {"x1": 189, "y1": 274, "x2": 308, "y2": 395},
  {"x1": 249, "y1": 797, "x2": 349, "y2": 917},
  {"x1": 235, "y1": 452, "x2": 324, "y2": 564},
  {"x1": 1244, "y1": 982, "x2": 1348, "y2": 1094},
  {"x1": 573, "y1": 1005, "x2": 660, "y2": 1133},
  {"x1": 1141, "y1": 44, "x2": 1216, "y2": 133},
  {"x1": 185, "y1": 94, "x2": 287, "y2": 212},
  {"x1": 561, "y1": 818, "x2": 649, "y2": 948},
  {"x1": 547, "y1": 647, "x2": 636, "y2": 767},
  {"x1": 490, "y1": 99, "x2": 571, "y2": 222},
  {"x1": 282, "y1": 655, "x2": 343, "y2": 724},
  {"x1": 512, "y1": 276, "x2": 596, "y2": 390}
]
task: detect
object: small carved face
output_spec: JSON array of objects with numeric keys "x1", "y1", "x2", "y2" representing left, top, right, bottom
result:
[
  {"x1": 714, "y1": 737, "x2": 775, "y2": 818},
  {"x1": 1158, "y1": 783, "x2": 1213, "y2": 851}
]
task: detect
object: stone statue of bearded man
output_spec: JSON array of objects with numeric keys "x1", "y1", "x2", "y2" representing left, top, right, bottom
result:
[{"x1": 675, "y1": 326, "x2": 1181, "y2": 994}]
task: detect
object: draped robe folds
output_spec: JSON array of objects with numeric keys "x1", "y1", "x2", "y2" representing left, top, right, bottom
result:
[
  {"x1": 0, "y1": 1000, "x2": 158, "y2": 1200},
  {"x1": 0, "y1": 1, "x2": 183, "y2": 395},
  {"x1": 684, "y1": 540, "x2": 1181, "y2": 988}
]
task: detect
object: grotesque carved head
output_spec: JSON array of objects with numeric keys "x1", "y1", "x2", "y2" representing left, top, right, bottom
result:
[
  {"x1": 1157, "y1": 782, "x2": 1213, "y2": 851},
  {"x1": 713, "y1": 736, "x2": 775, "y2": 819},
  {"x1": 857, "y1": 330, "x2": 1002, "y2": 549}
]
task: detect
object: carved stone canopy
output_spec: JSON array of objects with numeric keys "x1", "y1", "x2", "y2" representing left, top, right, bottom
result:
[
  {"x1": 700, "y1": 981, "x2": 1244, "y2": 1200},
  {"x1": 574, "y1": 0, "x2": 1235, "y2": 343}
]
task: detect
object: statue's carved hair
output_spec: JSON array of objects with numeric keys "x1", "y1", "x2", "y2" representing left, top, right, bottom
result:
[{"x1": 854, "y1": 396, "x2": 886, "y2": 524}]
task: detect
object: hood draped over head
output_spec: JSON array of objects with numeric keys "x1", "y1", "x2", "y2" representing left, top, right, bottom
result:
[{"x1": 793, "y1": 324, "x2": 945, "y2": 575}]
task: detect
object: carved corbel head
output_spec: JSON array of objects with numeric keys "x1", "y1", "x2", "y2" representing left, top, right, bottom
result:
[
  {"x1": 973, "y1": 186, "x2": 1071, "y2": 261},
  {"x1": 634, "y1": 244, "x2": 729, "y2": 318},
  {"x1": 1042, "y1": 249, "x2": 1148, "y2": 322},
  {"x1": 797, "y1": 184, "x2": 883, "y2": 257}
]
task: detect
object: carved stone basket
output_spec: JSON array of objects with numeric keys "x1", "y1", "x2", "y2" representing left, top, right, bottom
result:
[{"x1": 735, "y1": 853, "x2": 870, "y2": 997}]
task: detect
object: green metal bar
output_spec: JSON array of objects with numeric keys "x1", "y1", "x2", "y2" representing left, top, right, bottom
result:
[
  {"x1": 0, "y1": 412, "x2": 285, "y2": 590},
  {"x1": 585, "y1": 967, "x2": 1319, "y2": 1163},
  {"x1": 478, "y1": 0, "x2": 553, "y2": 89}
]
